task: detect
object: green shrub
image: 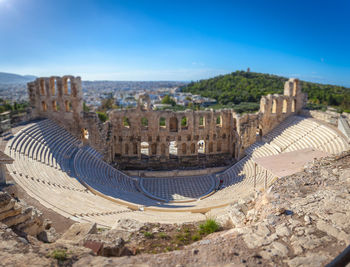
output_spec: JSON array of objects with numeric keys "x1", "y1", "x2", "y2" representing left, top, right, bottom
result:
[
  {"x1": 191, "y1": 233, "x2": 201, "y2": 241},
  {"x1": 158, "y1": 232, "x2": 169, "y2": 239},
  {"x1": 143, "y1": 231, "x2": 154, "y2": 239},
  {"x1": 96, "y1": 111, "x2": 108, "y2": 122},
  {"x1": 50, "y1": 249, "x2": 67, "y2": 261},
  {"x1": 199, "y1": 219, "x2": 220, "y2": 235}
]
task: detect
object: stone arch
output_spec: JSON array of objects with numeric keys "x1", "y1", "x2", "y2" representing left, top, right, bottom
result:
[
  {"x1": 161, "y1": 143, "x2": 166, "y2": 155},
  {"x1": 41, "y1": 101, "x2": 47, "y2": 112},
  {"x1": 141, "y1": 142, "x2": 149, "y2": 156},
  {"x1": 217, "y1": 141, "x2": 222, "y2": 152},
  {"x1": 197, "y1": 140, "x2": 205, "y2": 154},
  {"x1": 133, "y1": 143, "x2": 138, "y2": 155},
  {"x1": 50, "y1": 78, "x2": 57, "y2": 96},
  {"x1": 190, "y1": 143, "x2": 196, "y2": 154},
  {"x1": 271, "y1": 99, "x2": 277, "y2": 114},
  {"x1": 123, "y1": 117, "x2": 130, "y2": 128},
  {"x1": 169, "y1": 117, "x2": 178, "y2": 132},
  {"x1": 181, "y1": 143, "x2": 187, "y2": 155},
  {"x1": 292, "y1": 99, "x2": 296, "y2": 113},
  {"x1": 151, "y1": 143, "x2": 157, "y2": 156},
  {"x1": 216, "y1": 116, "x2": 222, "y2": 127},
  {"x1": 209, "y1": 142, "x2": 213, "y2": 153},
  {"x1": 52, "y1": 100, "x2": 58, "y2": 111},
  {"x1": 169, "y1": 141, "x2": 178, "y2": 156},
  {"x1": 64, "y1": 78, "x2": 71, "y2": 95},
  {"x1": 293, "y1": 80, "x2": 299, "y2": 96},
  {"x1": 199, "y1": 116, "x2": 205, "y2": 127},
  {"x1": 181, "y1": 116, "x2": 188, "y2": 130},
  {"x1": 65, "y1": 100, "x2": 71, "y2": 112},
  {"x1": 159, "y1": 117, "x2": 166, "y2": 128},
  {"x1": 141, "y1": 117, "x2": 148, "y2": 130},
  {"x1": 40, "y1": 79, "x2": 45, "y2": 95},
  {"x1": 125, "y1": 143, "x2": 129, "y2": 155},
  {"x1": 282, "y1": 99, "x2": 288, "y2": 113}
]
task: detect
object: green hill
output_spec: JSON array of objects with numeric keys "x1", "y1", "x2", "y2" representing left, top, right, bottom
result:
[{"x1": 181, "y1": 71, "x2": 350, "y2": 113}]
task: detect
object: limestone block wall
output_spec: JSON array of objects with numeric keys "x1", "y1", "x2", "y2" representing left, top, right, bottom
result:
[{"x1": 27, "y1": 76, "x2": 307, "y2": 170}]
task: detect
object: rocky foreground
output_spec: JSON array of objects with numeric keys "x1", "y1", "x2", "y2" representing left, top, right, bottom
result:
[{"x1": 1, "y1": 151, "x2": 350, "y2": 267}]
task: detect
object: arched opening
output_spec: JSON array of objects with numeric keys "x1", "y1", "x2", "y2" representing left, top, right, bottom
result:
[
  {"x1": 150, "y1": 143, "x2": 157, "y2": 155},
  {"x1": 197, "y1": 140, "x2": 205, "y2": 154},
  {"x1": 65, "y1": 100, "x2": 71, "y2": 112},
  {"x1": 40, "y1": 79, "x2": 45, "y2": 95},
  {"x1": 169, "y1": 141, "x2": 178, "y2": 156},
  {"x1": 159, "y1": 117, "x2": 166, "y2": 128},
  {"x1": 209, "y1": 142, "x2": 213, "y2": 153},
  {"x1": 123, "y1": 117, "x2": 130, "y2": 128},
  {"x1": 271, "y1": 99, "x2": 277, "y2": 114},
  {"x1": 282, "y1": 99, "x2": 288, "y2": 113},
  {"x1": 161, "y1": 143, "x2": 166, "y2": 156},
  {"x1": 141, "y1": 142, "x2": 149, "y2": 156},
  {"x1": 52, "y1": 100, "x2": 58, "y2": 111},
  {"x1": 256, "y1": 127, "x2": 263, "y2": 141},
  {"x1": 217, "y1": 141, "x2": 222, "y2": 152},
  {"x1": 133, "y1": 143, "x2": 138, "y2": 155},
  {"x1": 292, "y1": 99, "x2": 296, "y2": 113},
  {"x1": 82, "y1": 128, "x2": 89, "y2": 140},
  {"x1": 190, "y1": 143, "x2": 196, "y2": 154},
  {"x1": 41, "y1": 101, "x2": 47, "y2": 112},
  {"x1": 181, "y1": 116, "x2": 188, "y2": 130},
  {"x1": 125, "y1": 143, "x2": 129, "y2": 155},
  {"x1": 141, "y1": 117, "x2": 148, "y2": 130},
  {"x1": 293, "y1": 80, "x2": 298, "y2": 96},
  {"x1": 216, "y1": 116, "x2": 222, "y2": 127},
  {"x1": 260, "y1": 98, "x2": 266, "y2": 113},
  {"x1": 169, "y1": 117, "x2": 178, "y2": 132},
  {"x1": 50, "y1": 78, "x2": 57, "y2": 96},
  {"x1": 199, "y1": 116, "x2": 205, "y2": 127},
  {"x1": 181, "y1": 143, "x2": 187, "y2": 155}
]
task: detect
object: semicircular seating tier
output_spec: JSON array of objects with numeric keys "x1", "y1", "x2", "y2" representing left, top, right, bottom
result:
[{"x1": 4, "y1": 115, "x2": 349, "y2": 227}]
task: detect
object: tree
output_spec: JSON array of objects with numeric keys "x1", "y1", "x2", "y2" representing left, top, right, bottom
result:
[{"x1": 161, "y1": 95, "x2": 176, "y2": 106}]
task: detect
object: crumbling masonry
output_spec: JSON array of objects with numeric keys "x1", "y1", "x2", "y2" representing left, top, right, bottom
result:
[{"x1": 27, "y1": 77, "x2": 307, "y2": 170}]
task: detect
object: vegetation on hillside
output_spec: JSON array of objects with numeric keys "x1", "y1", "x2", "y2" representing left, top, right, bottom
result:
[
  {"x1": 181, "y1": 71, "x2": 350, "y2": 113},
  {"x1": 0, "y1": 99, "x2": 29, "y2": 113}
]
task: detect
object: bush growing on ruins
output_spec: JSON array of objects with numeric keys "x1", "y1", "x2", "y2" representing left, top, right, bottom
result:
[
  {"x1": 50, "y1": 249, "x2": 67, "y2": 261},
  {"x1": 97, "y1": 111, "x2": 108, "y2": 122},
  {"x1": 198, "y1": 219, "x2": 220, "y2": 235},
  {"x1": 143, "y1": 231, "x2": 154, "y2": 239}
]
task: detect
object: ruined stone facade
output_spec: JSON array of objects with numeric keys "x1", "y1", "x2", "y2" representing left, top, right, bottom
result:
[{"x1": 27, "y1": 76, "x2": 307, "y2": 170}]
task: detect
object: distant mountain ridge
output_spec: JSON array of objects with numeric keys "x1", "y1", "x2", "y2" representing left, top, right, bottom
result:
[{"x1": 0, "y1": 72, "x2": 37, "y2": 84}]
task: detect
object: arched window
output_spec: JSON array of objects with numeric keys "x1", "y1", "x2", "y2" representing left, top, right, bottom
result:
[
  {"x1": 190, "y1": 143, "x2": 195, "y2": 154},
  {"x1": 52, "y1": 100, "x2": 58, "y2": 111},
  {"x1": 271, "y1": 99, "x2": 277, "y2": 114},
  {"x1": 123, "y1": 117, "x2": 130, "y2": 128},
  {"x1": 41, "y1": 101, "x2": 47, "y2": 112},
  {"x1": 151, "y1": 143, "x2": 157, "y2": 155},
  {"x1": 125, "y1": 143, "x2": 129, "y2": 155},
  {"x1": 282, "y1": 99, "x2": 288, "y2": 113},
  {"x1": 197, "y1": 140, "x2": 205, "y2": 154},
  {"x1": 181, "y1": 143, "x2": 187, "y2": 155},
  {"x1": 199, "y1": 116, "x2": 205, "y2": 127},
  {"x1": 50, "y1": 78, "x2": 57, "y2": 96},
  {"x1": 217, "y1": 141, "x2": 222, "y2": 152},
  {"x1": 40, "y1": 79, "x2": 45, "y2": 95},
  {"x1": 169, "y1": 141, "x2": 177, "y2": 156},
  {"x1": 133, "y1": 143, "x2": 138, "y2": 155},
  {"x1": 161, "y1": 143, "x2": 166, "y2": 155},
  {"x1": 181, "y1": 116, "x2": 188, "y2": 130},
  {"x1": 293, "y1": 80, "x2": 298, "y2": 96},
  {"x1": 169, "y1": 117, "x2": 178, "y2": 132},
  {"x1": 159, "y1": 117, "x2": 166, "y2": 128},
  {"x1": 209, "y1": 142, "x2": 213, "y2": 153},
  {"x1": 141, "y1": 142, "x2": 149, "y2": 156},
  {"x1": 65, "y1": 100, "x2": 71, "y2": 112},
  {"x1": 141, "y1": 117, "x2": 148, "y2": 130},
  {"x1": 216, "y1": 116, "x2": 222, "y2": 127},
  {"x1": 292, "y1": 99, "x2": 296, "y2": 113}
]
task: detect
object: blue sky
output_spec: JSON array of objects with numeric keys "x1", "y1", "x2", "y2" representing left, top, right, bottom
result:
[{"x1": 0, "y1": 0, "x2": 349, "y2": 85}]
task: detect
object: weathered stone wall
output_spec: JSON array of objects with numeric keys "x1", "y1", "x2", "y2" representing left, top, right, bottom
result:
[{"x1": 27, "y1": 76, "x2": 307, "y2": 169}]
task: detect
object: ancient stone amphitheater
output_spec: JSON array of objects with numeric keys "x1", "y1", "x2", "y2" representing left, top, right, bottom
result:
[{"x1": 2, "y1": 76, "x2": 350, "y2": 228}]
